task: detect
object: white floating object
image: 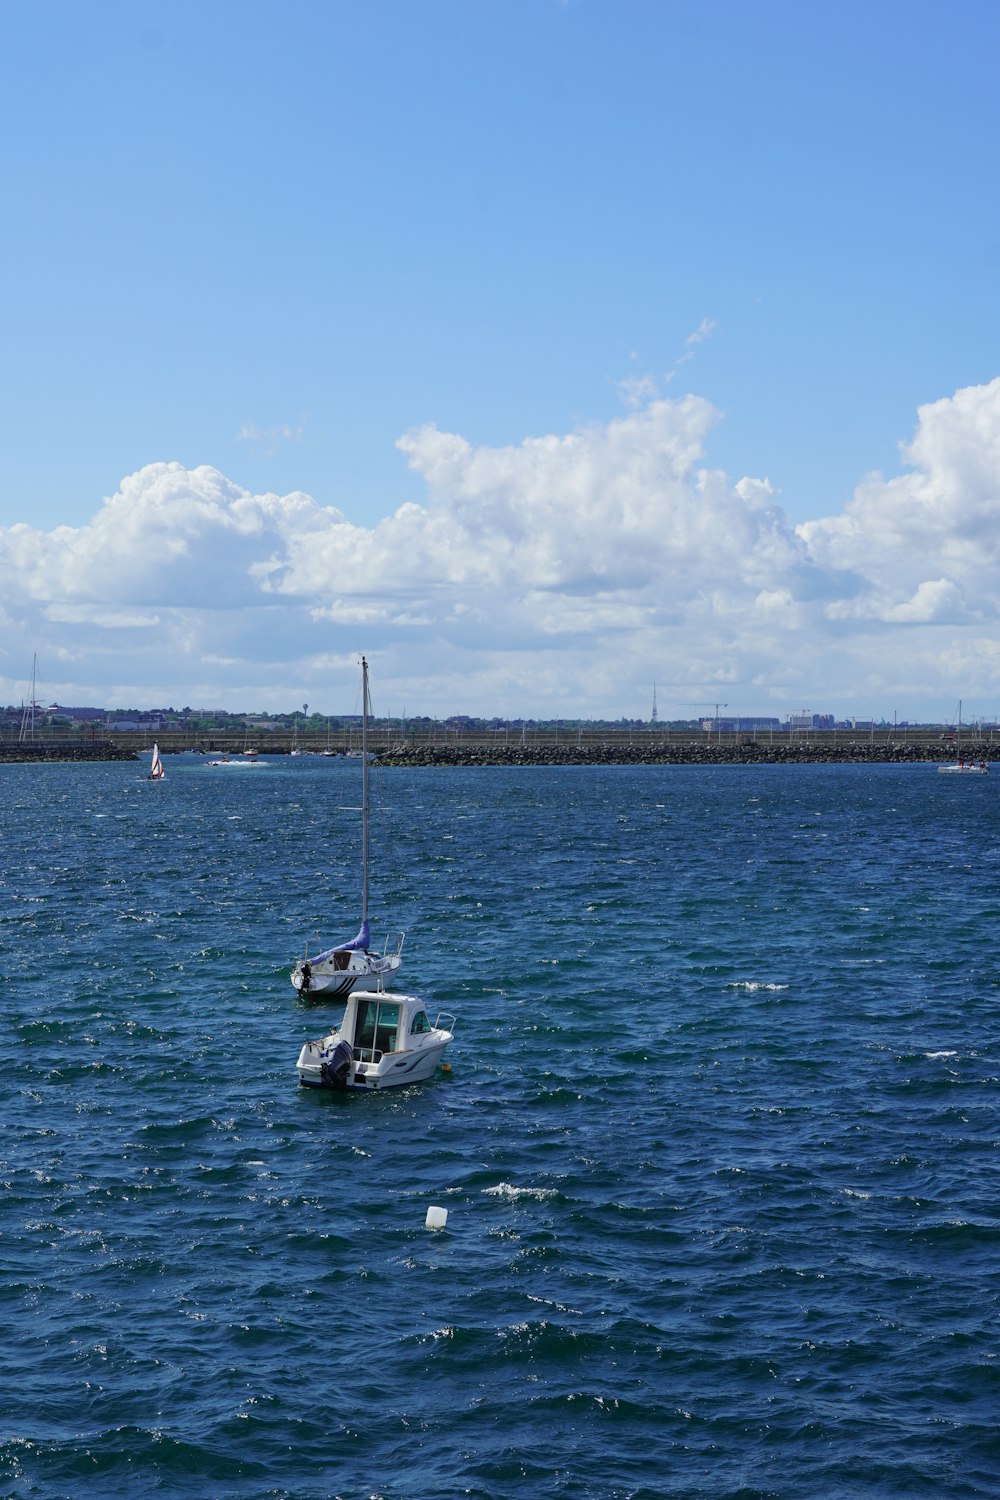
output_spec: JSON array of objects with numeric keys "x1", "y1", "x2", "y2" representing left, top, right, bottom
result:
[{"x1": 425, "y1": 1205, "x2": 448, "y2": 1231}]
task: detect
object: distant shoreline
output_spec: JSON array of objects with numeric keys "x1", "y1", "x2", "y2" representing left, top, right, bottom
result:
[{"x1": 0, "y1": 740, "x2": 985, "y2": 768}]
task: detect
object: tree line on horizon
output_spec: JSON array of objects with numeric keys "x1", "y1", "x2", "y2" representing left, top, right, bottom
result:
[{"x1": 1, "y1": 702, "x2": 985, "y2": 734}]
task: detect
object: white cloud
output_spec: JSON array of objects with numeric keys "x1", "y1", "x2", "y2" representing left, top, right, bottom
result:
[
  {"x1": 619, "y1": 373, "x2": 663, "y2": 409},
  {"x1": 46, "y1": 606, "x2": 163, "y2": 629},
  {"x1": 677, "y1": 317, "x2": 717, "y2": 365},
  {"x1": 827, "y1": 578, "x2": 962, "y2": 625},
  {"x1": 686, "y1": 318, "x2": 717, "y2": 347},
  {"x1": 1, "y1": 462, "x2": 324, "y2": 610},
  {"x1": 799, "y1": 376, "x2": 1000, "y2": 626},
  {"x1": 617, "y1": 321, "x2": 717, "y2": 404},
  {"x1": 237, "y1": 417, "x2": 307, "y2": 448},
  {"x1": 4, "y1": 379, "x2": 1000, "y2": 718}
]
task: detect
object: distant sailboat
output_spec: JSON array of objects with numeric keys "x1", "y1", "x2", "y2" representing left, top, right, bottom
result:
[
  {"x1": 938, "y1": 701, "x2": 989, "y2": 775},
  {"x1": 147, "y1": 744, "x2": 165, "y2": 781},
  {"x1": 291, "y1": 656, "x2": 404, "y2": 997}
]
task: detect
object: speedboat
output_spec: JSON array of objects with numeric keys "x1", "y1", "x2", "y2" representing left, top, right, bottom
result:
[
  {"x1": 205, "y1": 754, "x2": 270, "y2": 767},
  {"x1": 296, "y1": 990, "x2": 455, "y2": 1090}
]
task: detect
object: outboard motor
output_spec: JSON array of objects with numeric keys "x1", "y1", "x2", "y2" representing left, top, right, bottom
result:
[
  {"x1": 298, "y1": 961, "x2": 312, "y2": 995},
  {"x1": 320, "y1": 1039, "x2": 353, "y2": 1090}
]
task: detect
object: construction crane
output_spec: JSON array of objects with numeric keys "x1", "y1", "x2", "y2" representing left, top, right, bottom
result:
[{"x1": 681, "y1": 702, "x2": 729, "y2": 741}]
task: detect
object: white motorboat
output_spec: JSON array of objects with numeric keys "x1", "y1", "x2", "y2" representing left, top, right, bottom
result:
[
  {"x1": 296, "y1": 990, "x2": 455, "y2": 1090},
  {"x1": 291, "y1": 656, "x2": 404, "y2": 997},
  {"x1": 204, "y1": 754, "x2": 270, "y2": 767},
  {"x1": 939, "y1": 700, "x2": 989, "y2": 774}
]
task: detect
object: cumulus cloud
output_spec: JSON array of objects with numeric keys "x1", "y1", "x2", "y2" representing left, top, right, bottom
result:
[
  {"x1": 2, "y1": 462, "x2": 323, "y2": 610},
  {"x1": 247, "y1": 399, "x2": 819, "y2": 684},
  {"x1": 4, "y1": 379, "x2": 1000, "y2": 717},
  {"x1": 798, "y1": 377, "x2": 1000, "y2": 626}
]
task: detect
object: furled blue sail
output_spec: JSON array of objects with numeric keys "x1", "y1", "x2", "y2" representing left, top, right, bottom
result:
[{"x1": 308, "y1": 920, "x2": 371, "y2": 965}]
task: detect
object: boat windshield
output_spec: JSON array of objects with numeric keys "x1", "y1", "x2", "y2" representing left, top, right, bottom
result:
[{"x1": 354, "y1": 997, "x2": 400, "y2": 1056}]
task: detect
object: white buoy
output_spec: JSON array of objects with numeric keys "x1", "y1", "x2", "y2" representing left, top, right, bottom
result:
[{"x1": 425, "y1": 1205, "x2": 448, "y2": 1231}]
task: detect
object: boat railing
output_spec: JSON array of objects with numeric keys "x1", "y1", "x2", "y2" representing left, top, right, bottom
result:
[
  {"x1": 353, "y1": 1045, "x2": 384, "y2": 1065},
  {"x1": 382, "y1": 931, "x2": 405, "y2": 960},
  {"x1": 433, "y1": 1012, "x2": 457, "y2": 1033}
]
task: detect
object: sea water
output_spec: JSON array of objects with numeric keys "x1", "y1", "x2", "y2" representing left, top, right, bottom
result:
[{"x1": 2, "y1": 758, "x2": 999, "y2": 1499}]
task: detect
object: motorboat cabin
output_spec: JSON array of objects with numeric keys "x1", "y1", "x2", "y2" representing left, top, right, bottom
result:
[{"x1": 296, "y1": 990, "x2": 455, "y2": 1090}]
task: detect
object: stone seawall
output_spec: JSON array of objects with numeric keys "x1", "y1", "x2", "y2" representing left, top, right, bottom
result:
[
  {"x1": 376, "y1": 742, "x2": 973, "y2": 769},
  {"x1": 0, "y1": 742, "x2": 137, "y2": 763}
]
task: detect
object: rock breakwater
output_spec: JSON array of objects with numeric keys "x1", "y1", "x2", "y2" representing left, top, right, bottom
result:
[
  {"x1": 376, "y1": 741, "x2": 970, "y2": 769},
  {"x1": 0, "y1": 742, "x2": 137, "y2": 763}
]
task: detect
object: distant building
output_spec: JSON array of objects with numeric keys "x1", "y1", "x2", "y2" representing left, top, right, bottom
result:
[
  {"x1": 699, "y1": 716, "x2": 781, "y2": 732},
  {"x1": 786, "y1": 712, "x2": 835, "y2": 730},
  {"x1": 49, "y1": 705, "x2": 106, "y2": 722}
]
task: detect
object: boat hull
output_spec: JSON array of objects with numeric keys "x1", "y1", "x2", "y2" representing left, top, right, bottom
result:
[
  {"x1": 291, "y1": 951, "x2": 402, "y2": 997},
  {"x1": 297, "y1": 1035, "x2": 451, "y2": 1090}
]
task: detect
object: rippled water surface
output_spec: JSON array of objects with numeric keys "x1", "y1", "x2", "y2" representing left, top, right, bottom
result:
[{"x1": 2, "y1": 758, "x2": 1000, "y2": 1498}]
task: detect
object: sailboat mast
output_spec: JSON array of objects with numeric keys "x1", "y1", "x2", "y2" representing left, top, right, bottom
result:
[
  {"x1": 19, "y1": 654, "x2": 38, "y2": 744},
  {"x1": 361, "y1": 656, "x2": 370, "y2": 925}
]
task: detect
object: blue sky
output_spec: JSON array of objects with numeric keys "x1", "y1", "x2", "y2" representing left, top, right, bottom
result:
[{"x1": 3, "y1": 0, "x2": 1000, "y2": 721}]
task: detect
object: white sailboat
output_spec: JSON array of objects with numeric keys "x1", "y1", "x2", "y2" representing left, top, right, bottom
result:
[
  {"x1": 938, "y1": 701, "x2": 989, "y2": 775},
  {"x1": 291, "y1": 656, "x2": 404, "y2": 997},
  {"x1": 147, "y1": 743, "x2": 165, "y2": 781}
]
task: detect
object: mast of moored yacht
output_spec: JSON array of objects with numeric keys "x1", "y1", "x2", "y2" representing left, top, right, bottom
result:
[
  {"x1": 19, "y1": 654, "x2": 38, "y2": 744},
  {"x1": 361, "y1": 655, "x2": 370, "y2": 926}
]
